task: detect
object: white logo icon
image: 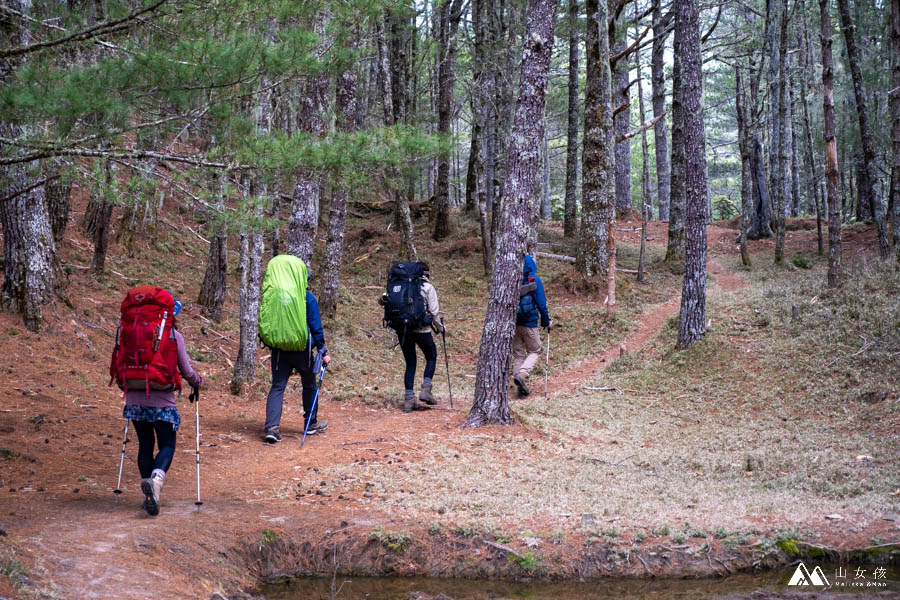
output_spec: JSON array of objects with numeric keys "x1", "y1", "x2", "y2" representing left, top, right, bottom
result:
[
  {"x1": 393, "y1": 285, "x2": 401, "y2": 292},
  {"x1": 787, "y1": 563, "x2": 830, "y2": 586}
]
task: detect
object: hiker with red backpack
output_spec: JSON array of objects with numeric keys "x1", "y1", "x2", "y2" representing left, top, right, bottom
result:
[
  {"x1": 109, "y1": 286, "x2": 202, "y2": 516},
  {"x1": 380, "y1": 261, "x2": 443, "y2": 413},
  {"x1": 512, "y1": 254, "x2": 552, "y2": 398},
  {"x1": 259, "y1": 254, "x2": 331, "y2": 444}
]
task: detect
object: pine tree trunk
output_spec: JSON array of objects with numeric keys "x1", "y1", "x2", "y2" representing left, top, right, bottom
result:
[
  {"x1": 636, "y1": 3, "x2": 651, "y2": 281},
  {"x1": 820, "y1": 0, "x2": 843, "y2": 287},
  {"x1": 749, "y1": 134, "x2": 774, "y2": 239},
  {"x1": 766, "y1": 0, "x2": 782, "y2": 241},
  {"x1": 563, "y1": 0, "x2": 580, "y2": 238},
  {"x1": 789, "y1": 82, "x2": 801, "y2": 217},
  {"x1": 230, "y1": 208, "x2": 264, "y2": 395},
  {"x1": 90, "y1": 159, "x2": 115, "y2": 274},
  {"x1": 466, "y1": 0, "x2": 556, "y2": 428},
  {"x1": 675, "y1": 0, "x2": 708, "y2": 350},
  {"x1": 892, "y1": 0, "x2": 900, "y2": 261},
  {"x1": 665, "y1": 19, "x2": 685, "y2": 270},
  {"x1": 836, "y1": 0, "x2": 890, "y2": 258},
  {"x1": 651, "y1": 2, "x2": 671, "y2": 221},
  {"x1": 198, "y1": 186, "x2": 227, "y2": 323},
  {"x1": 433, "y1": 0, "x2": 465, "y2": 241},
  {"x1": 577, "y1": 0, "x2": 614, "y2": 280},
  {"x1": 45, "y1": 160, "x2": 71, "y2": 246},
  {"x1": 736, "y1": 68, "x2": 753, "y2": 267},
  {"x1": 613, "y1": 34, "x2": 632, "y2": 216},
  {"x1": 798, "y1": 3, "x2": 824, "y2": 254},
  {"x1": 773, "y1": 0, "x2": 788, "y2": 264},
  {"x1": 321, "y1": 40, "x2": 360, "y2": 319}
]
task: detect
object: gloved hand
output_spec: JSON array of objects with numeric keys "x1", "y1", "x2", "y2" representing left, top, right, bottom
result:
[
  {"x1": 195, "y1": 375, "x2": 203, "y2": 388},
  {"x1": 189, "y1": 386, "x2": 200, "y2": 403}
]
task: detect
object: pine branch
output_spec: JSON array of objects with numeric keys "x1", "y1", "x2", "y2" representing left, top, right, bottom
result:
[
  {"x1": 0, "y1": 145, "x2": 249, "y2": 169},
  {"x1": 0, "y1": 0, "x2": 168, "y2": 60},
  {"x1": 610, "y1": 23, "x2": 652, "y2": 66},
  {"x1": 0, "y1": 175, "x2": 60, "y2": 204},
  {"x1": 616, "y1": 113, "x2": 665, "y2": 143}
]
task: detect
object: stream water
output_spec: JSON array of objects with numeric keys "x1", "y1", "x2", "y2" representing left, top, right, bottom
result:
[{"x1": 262, "y1": 564, "x2": 900, "y2": 599}]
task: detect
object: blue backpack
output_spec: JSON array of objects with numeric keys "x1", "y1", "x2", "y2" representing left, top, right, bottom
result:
[
  {"x1": 516, "y1": 275, "x2": 538, "y2": 325},
  {"x1": 384, "y1": 262, "x2": 430, "y2": 332}
]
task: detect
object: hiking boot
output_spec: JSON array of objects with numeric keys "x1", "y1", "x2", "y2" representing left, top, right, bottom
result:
[
  {"x1": 419, "y1": 382, "x2": 438, "y2": 406},
  {"x1": 305, "y1": 420, "x2": 328, "y2": 435},
  {"x1": 141, "y1": 470, "x2": 164, "y2": 516},
  {"x1": 403, "y1": 392, "x2": 417, "y2": 413},
  {"x1": 265, "y1": 426, "x2": 283, "y2": 444},
  {"x1": 513, "y1": 375, "x2": 530, "y2": 398}
]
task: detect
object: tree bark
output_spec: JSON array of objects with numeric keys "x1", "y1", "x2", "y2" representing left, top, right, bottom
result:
[
  {"x1": 664, "y1": 12, "x2": 685, "y2": 269},
  {"x1": 466, "y1": 0, "x2": 556, "y2": 428},
  {"x1": 635, "y1": 2, "x2": 650, "y2": 282},
  {"x1": 90, "y1": 159, "x2": 115, "y2": 274},
  {"x1": 773, "y1": 0, "x2": 788, "y2": 264},
  {"x1": 45, "y1": 160, "x2": 70, "y2": 246},
  {"x1": 836, "y1": 0, "x2": 890, "y2": 258},
  {"x1": 820, "y1": 0, "x2": 842, "y2": 287},
  {"x1": 433, "y1": 0, "x2": 465, "y2": 241},
  {"x1": 198, "y1": 185, "x2": 227, "y2": 323},
  {"x1": 892, "y1": 0, "x2": 900, "y2": 261},
  {"x1": 563, "y1": 0, "x2": 580, "y2": 238},
  {"x1": 675, "y1": 0, "x2": 708, "y2": 350},
  {"x1": 321, "y1": 37, "x2": 360, "y2": 319},
  {"x1": 651, "y1": 0, "x2": 671, "y2": 221},
  {"x1": 577, "y1": 0, "x2": 614, "y2": 279},
  {"x1": 613, "y1": 32, "x2": 632, "y2": 216},
  {"x1": 799, "y1": 1, "x2": 824, "y2": 254},
  {"x1": 736, "y1": 67, "x2": 752, "y2": 268}
]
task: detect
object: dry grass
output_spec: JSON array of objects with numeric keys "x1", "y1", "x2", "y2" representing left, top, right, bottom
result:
[{"x1": 315, "y1": 249, "x2": 899, "y2": 541}]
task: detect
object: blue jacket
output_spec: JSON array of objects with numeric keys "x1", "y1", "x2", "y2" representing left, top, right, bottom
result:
[
  {"x1": 306, "y1": 291, "x2": 326, "y2": 354},
  {"x1": 517, "y1": 254, "x2": 550, "y2": 328}
]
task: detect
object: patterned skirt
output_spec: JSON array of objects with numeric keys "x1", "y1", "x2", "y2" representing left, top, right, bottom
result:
[{"x1": 123, "y1": 405, "x2": 181, "y2": 431}]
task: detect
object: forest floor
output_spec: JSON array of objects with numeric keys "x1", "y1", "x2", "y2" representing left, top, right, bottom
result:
[{"x1": 0, "y1": 196, "x2": 898, "y2": 599}]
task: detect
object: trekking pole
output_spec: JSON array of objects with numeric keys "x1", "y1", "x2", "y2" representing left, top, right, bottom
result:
[
  {"x1": 440, "y1": 318, "x2": 452, "y2": 409},
  {"x1": 301, "y1": 364, "x2": 327, "y2": 448},
  {"x1": 544, "y1": 327, "x2": 550, "y2": 399},
  {"x1": 113, "y1": 419, "x2": 129, "y2": 503},
  {"x1": 190, "y1": 386, "x2": 202, "y2": 509}
]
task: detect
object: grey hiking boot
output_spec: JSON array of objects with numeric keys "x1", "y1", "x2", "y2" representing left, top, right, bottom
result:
[
  {"x1": 305, "y1": 420, "x2": 328, "y2": 435},
  {"x1": 141, "y1": 470, "x2": 165, "y2": 516},
  {"x1": 513, "y1": 375, "x2": 530, "y2": 398},
  {"x1": 265, "y1": 426, "x2": 283, "y2": 444},
  {"x1": 403, "y1": 392, "x2": 416, "y2": 413},
  {"x1": 419, "y1": 382, "x2": 438, "y2": 406}
]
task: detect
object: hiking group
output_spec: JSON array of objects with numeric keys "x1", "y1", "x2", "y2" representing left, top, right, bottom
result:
[{"x1": 108, "y1": 253, "x2": 550, "y2": 516}]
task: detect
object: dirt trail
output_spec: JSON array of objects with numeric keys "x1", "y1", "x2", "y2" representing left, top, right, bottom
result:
[{"x1": 6, "y1": 223, "x2": 888, "y2": 600}]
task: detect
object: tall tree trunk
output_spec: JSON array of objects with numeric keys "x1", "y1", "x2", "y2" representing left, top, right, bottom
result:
[
  {"x1": 749, "y1": 135, "x2": 774, "y2": 239},
  {"x1": 820, "y1": 0, "x2": 842, "y2": 287},
  {"x1": 664, "y1": 15, "x2": 685, "y2": 269},
  {"x1": 773, "y1": 0, "x2": 788, "y2": 264},
  {"x1": 466, "y1": 0, "x2": 556, "y2": 428},
  {"x1": 90, "y1": 159, "x2": 115, "y2": 274},
  {"x1": 799, "y1": 1, "x2": 824, "y2": 254},
  {"x1": 198, "y1": 186, "x2": 227, "y2": 323},
  {"x1": 577, "y1": 0, "x2": 614, "y2": 279},
  {"x1": 675, "y1": 0, "x2": 708, "y2": 350},
  {"x1": 636, "y1": 3, "x2": 651, "y2": 282},
  {"x1": 541, "y1": 122, "x2": 551, "y2": 220},
  {"x1": 766, "y1": 0, "x2": 782, "y2": 240},
  {"x1": 736, "y1": 68, "x2": 753, "y2": 268},
  {"x1": 45, "y1": 160, "x2": 71, "y2": 246},
  {"x1": 563, "y1": 0, "x2": 580, "y2": 238},
  {"x1": 651, "y1": 1, "x2": 671, "y2": 221},
  {"x1": 613, "y1": 33, "x2": 632, "y2": 216},
  {"x1": 789, "y1": 81, "x2": 801, "y2": 217},
  {"x1": 321, "y1": 35, "x2": 361, "y2": 319},
  {"x1": 892, "y1": 0, "x2": 900, "y2": 261},
  {"x1": 433, "y1": 0, "x2": 465, "y2": 241},
  {"x1": 836, "y1": 0, "x2": 890, "y2": 258}
]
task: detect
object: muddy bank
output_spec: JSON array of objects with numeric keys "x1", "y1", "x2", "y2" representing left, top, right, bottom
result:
[{"x1": 224, "y1": 522, "x2": 899, "y2": 597}]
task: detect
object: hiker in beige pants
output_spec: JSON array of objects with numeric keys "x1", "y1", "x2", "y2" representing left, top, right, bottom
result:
[{"x1": 512, "y1": 254, "x2": 552, "y2": 397}]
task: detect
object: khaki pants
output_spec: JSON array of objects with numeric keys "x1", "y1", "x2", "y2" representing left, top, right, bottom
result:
[{"x1": 512, "y1": 326, "x2": 542, "y2": 379}]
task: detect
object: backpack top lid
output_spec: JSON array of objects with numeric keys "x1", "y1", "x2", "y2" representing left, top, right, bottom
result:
[
  {"x1": 121, "y1": 285, "x2": 175, "y2": 315},
  {"x1": 388, "y1": 261, "x2": 425, "y2": 282}
]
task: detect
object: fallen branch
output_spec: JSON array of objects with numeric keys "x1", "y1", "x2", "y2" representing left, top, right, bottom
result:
[
  {"x1": 583, "y1": 386, "x2": 623, "y2": 393},
  {"x1": 535, "y1": 251, "x2": 575, "y2": 263},
  {"x1": 482, "y1": 540, "x2": 525, "y2": 560}
]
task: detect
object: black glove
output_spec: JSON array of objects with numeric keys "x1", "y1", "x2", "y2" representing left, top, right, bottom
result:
[{"x1": 189, "y1": 386, "x2": 200, "y2": 403}]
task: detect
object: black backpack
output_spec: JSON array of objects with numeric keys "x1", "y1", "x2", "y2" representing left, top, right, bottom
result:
[{"x1": 383, "y1": 262, "x2": 430, "y2": 333}]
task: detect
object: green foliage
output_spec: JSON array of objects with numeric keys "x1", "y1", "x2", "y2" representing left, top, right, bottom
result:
[
  {"x1": 791, "y1": 255, "x2": 811, "y2": 269},
  {"x1": 712, "y1": 195, "x2": 737, "y2": 221},
  {"x1": 261, "y1": 528, "x2": 278, "y2": 544},
  {"x1": 368, "y1": 527, "x2": 411, "y2": 552},
  {"x1": 507, "y1": 551, "x2": 538, "y2": 570}
]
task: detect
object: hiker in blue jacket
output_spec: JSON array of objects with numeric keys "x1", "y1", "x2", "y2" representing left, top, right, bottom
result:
[
  {"x1": 512, "y1": 254, "x2": 552, "y2": 397},
  {"x1": 263, "y1": 283, "x2": 331, "y2": 444}
]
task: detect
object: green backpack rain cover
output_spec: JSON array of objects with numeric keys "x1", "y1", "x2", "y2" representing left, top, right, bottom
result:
[{"x1": 258, "y1": 254, "x2": 309, "y2": 351}]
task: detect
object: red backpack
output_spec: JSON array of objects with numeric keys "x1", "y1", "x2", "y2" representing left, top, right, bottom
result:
[{"x1": 109, "y1": 285, "x2": 182, "y2": 395}]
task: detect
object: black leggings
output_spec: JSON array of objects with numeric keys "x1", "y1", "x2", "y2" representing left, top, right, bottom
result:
[
  {"x1": 400, "y1": 331, "x2": 437, "y2": 391},
  {"x1": 133, "y1": 420, "x2": 177, "y2": 478}
]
